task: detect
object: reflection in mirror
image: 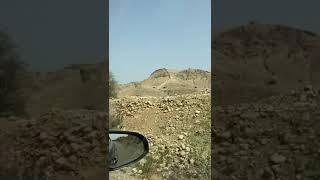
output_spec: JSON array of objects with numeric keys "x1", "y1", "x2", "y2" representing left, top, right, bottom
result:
[{"x1": 109, "y1": 132, "x2": 148, "y2": 170}]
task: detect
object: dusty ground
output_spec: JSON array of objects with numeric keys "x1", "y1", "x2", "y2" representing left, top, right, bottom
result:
[
  {"x1": 213, "y1": 86, "x2": 320, "y2": 180},
  {"x1": 0, "y1": 109, "x2": 108, "y2": 180},
  {"x1": 110, "y1": 92, "x2": 211, "y2": 180}
]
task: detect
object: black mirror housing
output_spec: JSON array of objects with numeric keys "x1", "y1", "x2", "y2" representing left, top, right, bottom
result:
[{"x1": 108, "y1": 130, "x2": 149, "y2": 171}]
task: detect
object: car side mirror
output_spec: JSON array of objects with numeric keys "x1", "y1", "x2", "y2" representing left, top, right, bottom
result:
[{"x1": 108, "y1": 130, "x2": 149, "y2": 171}]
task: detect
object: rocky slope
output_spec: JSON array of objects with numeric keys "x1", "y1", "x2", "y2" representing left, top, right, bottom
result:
[
  {"x1": 212, "y1": 86, "x2": 320, "y2": 180},
  {"x1": 212, "y1": 23, "x2": 320, "y2": 179},
  {"x1": 0, "y1": 109, "x2": 108, "y2": 180},
  {"x1": 213, "y1": 22, "x2": 320, "y2": 105},
  {"x1": 110, "y1": 92, "x2": 211, "y2": 180},
  {"x1": 20, "y1": 62, "x2": 106, "y2": 117},
  {"x1": 117, "y1": 68, "x2": 211, "y2": 97}
]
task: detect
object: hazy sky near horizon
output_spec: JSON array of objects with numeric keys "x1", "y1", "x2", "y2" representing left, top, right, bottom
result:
[
  {"x1": 109, "y1": 0, "x2": 211, "y2": 84},
  {"x1": 0, "y1": 0, "x2": 106, "y2": 72},
  {"x1": 214, "y1": 1, "x2": 320, "y2": 33}
]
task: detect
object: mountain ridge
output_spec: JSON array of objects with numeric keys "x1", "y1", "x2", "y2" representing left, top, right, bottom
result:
[{"x1": 117, "y1": 68, "x2": 211, "y2": 97}]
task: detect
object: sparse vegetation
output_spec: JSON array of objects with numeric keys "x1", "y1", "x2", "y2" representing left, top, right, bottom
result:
[
  {"x1": 0, "y1": 30, "x2": 27, "y2": 117},
  {"x1": 304, "y1": 158, "x2": 320, "y2": 180},
  {"x1": 138, "y1": 149, "x2": 169, "y2": 178},
  {"x1": 109, "y1": 112, "x2": 123, "y2": 129},
  {"x1": 80, "y1": 68, "x2": 90, "y2": 83},
  {"x1": 109, "y1": 71, "x2": 118, "y2": 98}
]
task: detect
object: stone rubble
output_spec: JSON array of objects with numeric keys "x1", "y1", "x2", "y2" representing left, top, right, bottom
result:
[
  {"x1": 0, "y1": 109, "x2": 108, "y2": 179},
  {"x1": 110, "y1": 93, "x2": 211, "y2": 180},
  {"x1": 212, "y1": 86, "x2": 320, "y2": 179}
]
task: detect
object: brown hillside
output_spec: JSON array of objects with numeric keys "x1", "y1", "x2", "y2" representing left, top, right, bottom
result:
[
  {"x1": 117, "y1": 68, "x2": 211, "y2": 97},
  {"x1": 213, "y1": 22, "x2": 320, "y2": 105},
  {"x1": 21, "y1": 62, "x2": 106, "y2": 117}
]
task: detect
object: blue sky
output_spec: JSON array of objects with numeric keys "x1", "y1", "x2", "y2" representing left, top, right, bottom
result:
[{"x1": 109, "y1": 0, "x2": 211, "y2": 84}]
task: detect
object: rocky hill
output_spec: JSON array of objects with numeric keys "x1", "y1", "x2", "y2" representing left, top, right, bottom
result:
[
  {"x1": 20, "y1": 62, "x2": 106, "y2": 117},
  {"x1": 212, "y1": 22, "x2": 320, "y2": 180},
  {"x1": 117, "y1": 68, "x2": 211, "y2": 97},
  {"x1": 213, "y1": 21, "x2": 320, "y2": 105}
]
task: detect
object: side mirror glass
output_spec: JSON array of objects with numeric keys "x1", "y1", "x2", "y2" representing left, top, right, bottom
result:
[{"x1": 108, "y1": 130, "x2": 149, "y2": 171}]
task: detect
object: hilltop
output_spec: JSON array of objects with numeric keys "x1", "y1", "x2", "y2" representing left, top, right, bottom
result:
[{"x1": 117, "y1": 68, "x2": 211, "y2": 97}]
